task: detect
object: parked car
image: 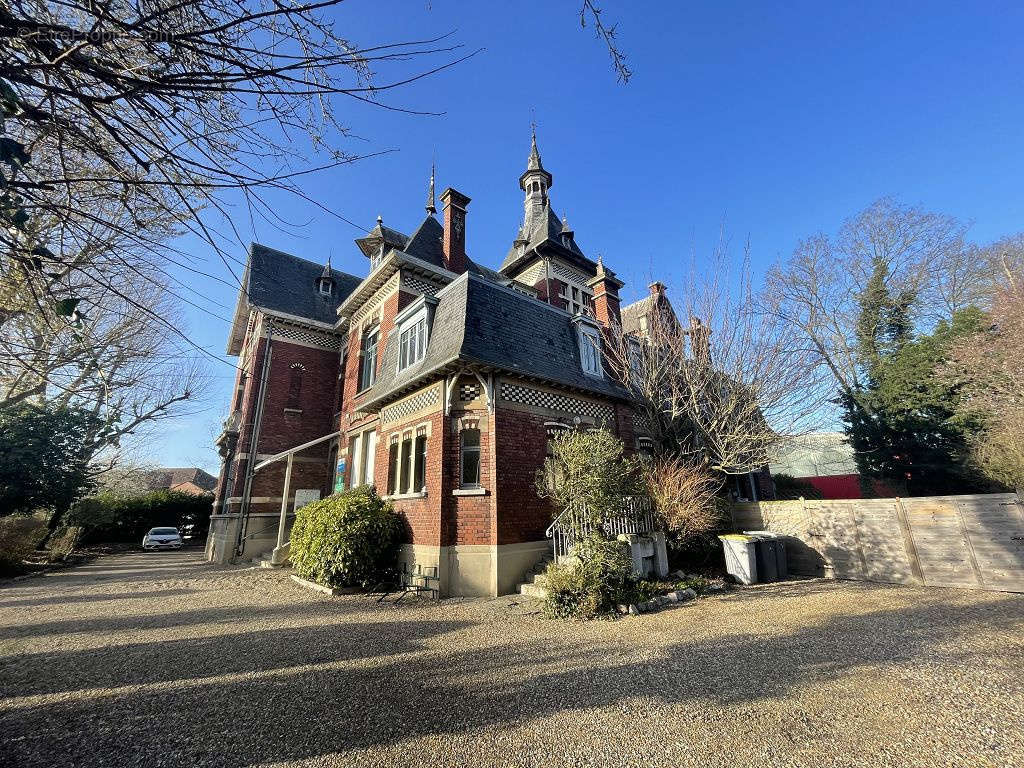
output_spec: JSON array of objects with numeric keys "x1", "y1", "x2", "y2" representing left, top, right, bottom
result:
[{"x1": 142, "y1": 527, "x2": 183, "y2": 551}]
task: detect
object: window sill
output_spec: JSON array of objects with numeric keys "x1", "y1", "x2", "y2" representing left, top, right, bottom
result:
[
  {"x1": 283, "y1": 407, "x2": 302, "y2": 414},
  {"x1": 453, "y1": 488, "x2": 487, "y2": 497},
  {"x1": 384, "y1": 491, "x2": 427, "y2": 501}
]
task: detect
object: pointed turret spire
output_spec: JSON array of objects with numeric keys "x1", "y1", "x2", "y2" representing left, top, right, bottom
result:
[
  {"x1": 425, "y1": 162, "x2": 436, "y2": 215},
  {"x1": 520, "y1": 125, "x2": 553, "y2": 192},
  {"x1": 321, "y1": 255, "x2": 332, "y2": 279},
  {"x1": 527, "y1": 123, "x2": 543, "y2": 171}
]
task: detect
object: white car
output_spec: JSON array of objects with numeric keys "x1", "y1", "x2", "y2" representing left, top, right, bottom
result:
[{"x1": 142, "y1": 527, "x2": 183, "y2": 551}]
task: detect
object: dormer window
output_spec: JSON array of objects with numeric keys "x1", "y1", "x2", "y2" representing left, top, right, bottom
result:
[
  {"x1": 395, "y1": 294, "x2": 438, "y2": 373},
  {"x1": 399, "y1": 315, "x2": 427, "y2": 370},
  {"x1": 572, "y1": 316, "x2": 604, "y2": 378},
  {"x1": 317, "y1": 278, "x2": 333, "y2": 296}
]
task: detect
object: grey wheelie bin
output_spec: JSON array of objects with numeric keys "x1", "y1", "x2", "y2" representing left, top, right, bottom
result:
[
  {"x1": 743, "y1": 531, "x2": 788, "y2": 581},
  {"x1": 718, "y1": 534, "x2": 758, "y2": 585}
]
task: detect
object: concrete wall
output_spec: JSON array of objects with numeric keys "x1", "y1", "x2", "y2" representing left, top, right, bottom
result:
[{"x1": 732, "y1": 493, "x2": 1024, "y2": 592}]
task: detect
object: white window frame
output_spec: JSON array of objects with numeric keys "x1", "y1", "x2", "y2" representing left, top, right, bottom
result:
[
  {"x1": 397, "y1": 312, "x2": 428, "y2": 372},
  {"x1": 578, "y1": 326, "x2": 603, "y2": 378},
  {"x1": 347, "y1": 428, "x2": 377, "y2": 488},
  {"x1": 318, "y1": 279, "x2": 333, "y2": 296},
  {"x1": 394, "y1": 295, "x2": 437, "y2": 374}
]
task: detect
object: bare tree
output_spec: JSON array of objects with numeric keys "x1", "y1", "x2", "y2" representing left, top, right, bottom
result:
[
  {"x1": 761, "y1": 198, "x2": 981, "y2": 406},
  {"x1": 1, "y1": 205, "x2": 208, "y2": 467},
  {"x1": 579, "y1": 1, "x2": 631, "y2": 83},
  {"x1": 606, "y1": 239, "x2": 829, "y2": 477},
  {"x1": 1, "y1": 0, "x2": 474, "y2": 351}
]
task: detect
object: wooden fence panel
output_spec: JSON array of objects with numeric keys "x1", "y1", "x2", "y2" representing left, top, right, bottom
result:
[{"x1": 729, "y1": 492, "x2": 1024, "y2": 593}]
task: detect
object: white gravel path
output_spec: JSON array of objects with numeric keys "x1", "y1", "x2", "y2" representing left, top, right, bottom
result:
[{"x1": 1, "y1": 550, "x2": 1022, "y2": 768}]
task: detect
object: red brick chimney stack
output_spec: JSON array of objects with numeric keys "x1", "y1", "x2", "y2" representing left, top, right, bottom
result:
[
  {"x1": 588, "y1": 255, "x2": 624, "y2": 328},
  {"x1": 441, "y1": 187, "x2": 471, "y2": 275}
]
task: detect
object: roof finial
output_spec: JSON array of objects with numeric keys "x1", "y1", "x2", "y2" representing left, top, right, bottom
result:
[
  {"x1": 527, "y1": 122, "x2": 543, "y2": 171},
  {"x1": 376, "y1": 214, "x2": 383, "y2": 227},
  {"x1": 321, "y1": 255, "x2": 333, "y2": 279},
  {"x1": 425, "y1": 159, "x2": 436, "y2": 215}
]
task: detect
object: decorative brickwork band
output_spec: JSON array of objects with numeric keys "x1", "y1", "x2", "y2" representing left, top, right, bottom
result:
[
  {"x1": 265, "y1": 319, "x2": 342, "y2": 351},
  {"x1": 500, "y1": 382, "x2": 614, "y2": 421},
  {"x1": 402, "y1": 274, "x2": 444, "y2": 296},
  {"x1": 381, "y1": 386, "x2": 441, "y2": 424}
]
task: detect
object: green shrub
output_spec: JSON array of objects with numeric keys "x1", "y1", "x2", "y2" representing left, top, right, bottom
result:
[
  {"x1": 47, "y1": 526, "x2": 84, "y2": 562},
  {"x1": 0, "y1": 514, "x2": 48, "y2": 575},
  {"x1": 542, "y1": 534, "x2": 633, "y2": 620},
  {"x1": 66, "y1": 489, "x2": 213, "y2": 543},
  {"x1": 289, "y1": 486, "x2": 401, "y2": 589}
]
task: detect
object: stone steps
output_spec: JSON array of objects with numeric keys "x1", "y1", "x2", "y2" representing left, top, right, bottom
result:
[{"x1": 515, "y1": 554, "x2": 554, "y2": 599}]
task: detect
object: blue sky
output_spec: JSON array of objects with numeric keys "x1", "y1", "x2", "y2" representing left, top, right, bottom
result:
[{"x1": 156, "y1": 0, "x2": 1024, "y2": 472}]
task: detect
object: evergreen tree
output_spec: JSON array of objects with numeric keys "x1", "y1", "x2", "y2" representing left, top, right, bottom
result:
[{"x1": 843, "y1": 307, "x2": 993, "y2": 496}]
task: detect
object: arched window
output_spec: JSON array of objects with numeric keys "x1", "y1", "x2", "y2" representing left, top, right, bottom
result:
[
  {"x1": 287, "y1": 363, "x2": 305, "y2": 409},
  {"x1": 543, "y1": 422, "x2": 571, "y2": 494}
]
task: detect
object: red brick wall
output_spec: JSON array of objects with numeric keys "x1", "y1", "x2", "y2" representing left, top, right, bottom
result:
[
  {"x1": 373, "y1": 408, "x2": 444, "y2": 549},
  {"x1": 493, "y1": 408, "x2": 554, "y2": 545},
  {"x1": 342, "y1": 287, "x2": 417, "y2": 436},
  {"x1": 442, "y1": 408, "x2": 496, "y2": 547},
  {"x1": 218, "y1": 330, "x2": 341, "y2": 512}
]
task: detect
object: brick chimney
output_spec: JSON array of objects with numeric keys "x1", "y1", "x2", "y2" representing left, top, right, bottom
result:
[
  {"x1": 441, "y1": 187, "x2": 471, "y2": 274},
  {"x1": 587, "y1": 256, "x2": 624, "y2": 328},
  {"x1": 648, "y1": 281, "x2": 666, "y2": 299}
]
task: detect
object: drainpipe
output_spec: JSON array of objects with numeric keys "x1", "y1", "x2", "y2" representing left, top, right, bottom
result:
[{"x1": 235, "y1": 325, "x2": 274, "y2": 557}]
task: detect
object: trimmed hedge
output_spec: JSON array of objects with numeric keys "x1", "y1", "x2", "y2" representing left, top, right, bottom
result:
[
  {"x1": 66, "y1": 489, "x2": 213, "y2": 543},
  {"x1": 290, "y1": 486, "x2": 401, "y2": 589}
]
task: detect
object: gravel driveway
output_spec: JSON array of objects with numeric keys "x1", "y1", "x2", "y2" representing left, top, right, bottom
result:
[{"x1": 1, "y1": 550, "x2": 1022, "y2": 768}]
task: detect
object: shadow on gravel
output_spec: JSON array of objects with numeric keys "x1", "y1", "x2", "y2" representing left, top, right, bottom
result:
[
  {"x1": 0, "y1": 597, "x2": 377, "y2": 642},
  {"x1": 2, "y1": 590, "x2": 1021, "y2": 767},
  {"x1": 0, "y1": 588, "x2": 200, "y2": 610},
  {"x1": 0, "y1": 618, "x2": 474, "y2": 698}
]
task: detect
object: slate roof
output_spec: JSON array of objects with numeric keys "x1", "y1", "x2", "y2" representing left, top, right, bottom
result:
[
  {"x1": 620, "y1": 294, "x2": 655, "y2": 335},
  {"x1": 403, "y1": 215, "x2": 445, "y2": 267},
  {"x1": 498, "y1": 203, "x2": 591, "y2": 274},
  {"x1": 620, "y1": 292, "x2": 679, "y2": 336},
  {"x1": 247, "y1": 243, "x2": 361, "y2": 325},
  {"x1": 358, "y1": 273, "x2": 628, "y2": 409},
  {"x1": 143, "y1": 468, "x2": 217, "y2": 493}
]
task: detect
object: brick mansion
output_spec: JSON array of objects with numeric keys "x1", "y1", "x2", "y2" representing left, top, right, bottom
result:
[{"x1": 207, "y1": 134, "x2": 767, "y2": 596}]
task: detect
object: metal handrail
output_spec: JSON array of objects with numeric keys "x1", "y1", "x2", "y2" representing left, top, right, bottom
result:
[{"x1": 546, "y1": 496, "x2": 657, "y2": 561}]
